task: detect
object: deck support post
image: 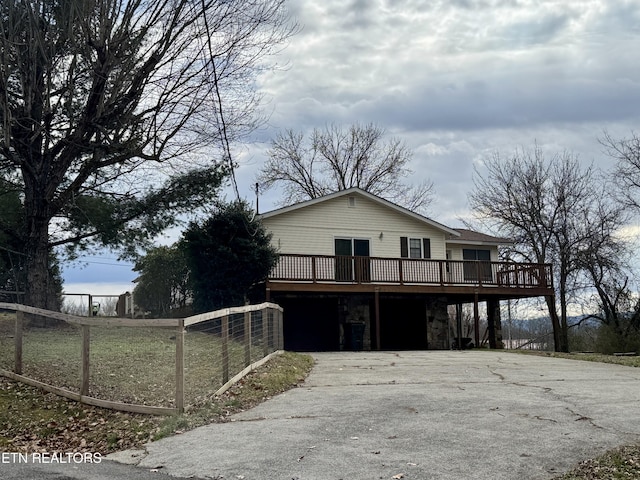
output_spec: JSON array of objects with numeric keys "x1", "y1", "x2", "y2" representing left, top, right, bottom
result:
[
  {"x1": 455, "y1": 303, "x2": 463, "y2": 350},
  {"x1": 374, "y1": 287, "x2": 381, "y2": 351},
  {"x1": 473, "y1": 292, "x2": 480, "y2": 348}
]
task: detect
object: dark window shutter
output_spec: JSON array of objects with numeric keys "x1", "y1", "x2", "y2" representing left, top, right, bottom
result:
[
  {"x1": 423, "y1": 238, "x2": 431, "y2": 259},
  {"x1": 400, "y1": 237, "x2": 408, "y2": 258}
]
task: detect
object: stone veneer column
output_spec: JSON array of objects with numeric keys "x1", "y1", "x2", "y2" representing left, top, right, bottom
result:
[
  {"x1": 487, "y1": 299, "x2": 504, "y2": 349},
  {"x1": 426, "y1": 297, "x2": 450, "y2": 349}
]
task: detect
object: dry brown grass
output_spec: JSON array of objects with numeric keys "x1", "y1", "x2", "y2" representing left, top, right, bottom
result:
[{"x1": 0, "y1": 351, "x2": 314, "y2": 454}]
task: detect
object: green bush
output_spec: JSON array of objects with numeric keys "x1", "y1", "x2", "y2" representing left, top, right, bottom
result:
[
  {"x1": 595, "y1": 323, "x2": 640, "y2": 354},
  {"x1": 568, "y1": 324, "x2": 598, "y2": 352}
]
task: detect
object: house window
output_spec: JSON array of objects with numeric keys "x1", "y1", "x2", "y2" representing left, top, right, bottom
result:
[
  {"x1": 462, "y1": 249, "x2": 491, "y2": 261},
  {"x1": 400, "y1": 237, "x2": 431, "y2": 259},
  {"x1": 409, "y1": 238, "x2": 422, "y2": 258}
]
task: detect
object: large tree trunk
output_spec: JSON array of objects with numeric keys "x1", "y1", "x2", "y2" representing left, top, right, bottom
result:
[
  {"x1": 557, "y1": 263, "x2": 570, "y2": 353},
  {"x1": 23, "y1": 179, "x2": 61, "y2": 325},
  {"x1": 24, "y1": 218, "x2": 51, "y2": 309},
  {"x1": 546, "y1": 295, "x2": 568, "y2": 352}
]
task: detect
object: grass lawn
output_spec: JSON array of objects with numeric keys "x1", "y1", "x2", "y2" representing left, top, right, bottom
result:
[
  {"x1": 514, "y1": 349, "x2": 640, "y2": 368},
  {"x1": 0, "y1": 351, "x2": 314, "y2": 453},
  {"x1": 555, "y1": 445, "x2": 640, "y2": 480},
  {"x1": 0, "y1": 310, "x2": 314, "y2": 454},
  {"x1": 0, "y1": 312, "x2": 276, "y2": 408}
]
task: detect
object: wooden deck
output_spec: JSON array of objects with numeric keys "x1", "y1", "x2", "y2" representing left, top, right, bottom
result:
[{"x1": 267, "y1": 254, "x2": 554, "y2": 299}]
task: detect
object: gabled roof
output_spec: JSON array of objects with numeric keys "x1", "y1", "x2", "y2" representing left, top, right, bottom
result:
[
  {"x1": 447, "y1": 228, "x2": 512, "y2": 246},
  {"x1": 259, "y1": 187, "x2": 461, "y2": 237}
]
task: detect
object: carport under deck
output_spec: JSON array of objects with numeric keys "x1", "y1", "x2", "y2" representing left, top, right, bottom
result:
[{"x1": 265, "y1": 255, "x2": 555, "y2": 351}]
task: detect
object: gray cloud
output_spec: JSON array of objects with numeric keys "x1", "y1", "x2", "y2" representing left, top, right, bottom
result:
[
  {"x1": 67, "y1": 0, "x2": 640, "y2": 288},
  {"x1": 245, "y1": 0, "x2": 640, "y2": 221}
]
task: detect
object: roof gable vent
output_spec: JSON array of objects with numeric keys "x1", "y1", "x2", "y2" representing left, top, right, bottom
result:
[{"x1": 347, "y1": 196, "x2": 356, "y2": 207}]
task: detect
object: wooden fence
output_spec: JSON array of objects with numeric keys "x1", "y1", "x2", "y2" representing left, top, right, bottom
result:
[{"x1": 0, "y1": 302, "x2": 283, "y2": 415}]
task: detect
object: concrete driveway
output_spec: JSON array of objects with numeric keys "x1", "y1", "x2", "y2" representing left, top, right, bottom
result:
[{"x1": 113, "y1": 351, "x2": 640, "y2": 480}]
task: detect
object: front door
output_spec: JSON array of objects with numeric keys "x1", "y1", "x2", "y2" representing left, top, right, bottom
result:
[
  {"x1": 462, "y1": 249, "x2": 492, "y2": 282},
  {"x1": 353, "y1": 239, "x2": 371, "y2": 282},
  {"x1": 335, "y1": 238, "x2": 371, "y2": 282},
  {"x1": 335, "y1": 238, "x2": 353, "y2": 281}
]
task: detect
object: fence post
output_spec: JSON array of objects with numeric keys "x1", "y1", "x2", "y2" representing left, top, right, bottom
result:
[
  {"x1": 222, "y1": 315, "x2": 229, "y2": 384},
  {"x1": 81, "y1": 325, "x2": 90, "y2": 396},
  {"x1": 15, "y1": 310, "x2": 23, "y2": 375},
  {"x1": 263, "y1": 308, "x2": 270, "y2": 356},
  {"x1": 277, "y1": 308, "x2": 284, "y2": 350},
  {"x1": 176, "y1": 318, "x2": 184, "y2": 414},
  {"x1": 244, "y1": 311, "x2": 251, "y2": 367},
  {"x1": 273, "y1": 308, "x2": 279, "y2": 350}
]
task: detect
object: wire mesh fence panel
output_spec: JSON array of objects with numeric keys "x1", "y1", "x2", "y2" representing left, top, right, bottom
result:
[
  {"x1": 87, "y1": 325, "x2": 177, "y2": 408},
  {"x1": 183, "y1": 305, "x2": 283, "y2": 407},
  {"x1": 183, "y1": 313, "x2": 262, "y2": 406},
  {"x1": 183, "y1": 317, "x2": 225, "y2": 407},
  {"x1": 0, "y1": 311, "x2": 15, "y2": 371},
  {"x1": 21, "y1": 322, "x2": 82, "y2": 393},
  {"x1": 251, "y1": 310, "x2": 266, "y2": 364},
  {"x1": 226, "y1": 313, "x2": 251, "y2": 379},
  {"x1": 1, "y1": 302, "x2": 282, "y2": 413}
]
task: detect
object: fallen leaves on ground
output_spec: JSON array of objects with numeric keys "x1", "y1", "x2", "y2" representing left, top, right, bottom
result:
[
  {"x1": 0, "y1": 352, "x2": 314, "y2": 455},
  {"x1": 0, "y1": 377, "x2": 157, "y2": 454},
  {"x1": 555, "y1": 445, "x2": 640, "y2": 479}
]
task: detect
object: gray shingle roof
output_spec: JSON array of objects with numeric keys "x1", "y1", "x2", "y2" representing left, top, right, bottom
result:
[{"x1": 448, "y1": 228, "x2": 512, "y2": 245}]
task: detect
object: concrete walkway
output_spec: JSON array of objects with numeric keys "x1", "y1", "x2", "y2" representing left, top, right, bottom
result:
[{"x1": 112, "y1": 351, "x2": 640, "y2": 480}]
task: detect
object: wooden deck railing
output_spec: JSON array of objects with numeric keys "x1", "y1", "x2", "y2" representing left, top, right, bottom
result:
[{"x1": 269, "y1": 254, "x2": 553, "y2": 290}]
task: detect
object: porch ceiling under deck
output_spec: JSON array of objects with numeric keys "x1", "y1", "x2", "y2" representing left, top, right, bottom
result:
[{"x1": 265, "y1": 280, "x2": 554, "y2": 303}]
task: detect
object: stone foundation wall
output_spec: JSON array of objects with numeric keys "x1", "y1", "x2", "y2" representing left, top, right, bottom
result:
[{"x1": 426, "y1": 296, "x2": 450, "y2": 349}]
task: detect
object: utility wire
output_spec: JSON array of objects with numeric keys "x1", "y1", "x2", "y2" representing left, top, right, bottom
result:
[{"x1": 200, "y1": 0, "x2": 240, "y2": 200}]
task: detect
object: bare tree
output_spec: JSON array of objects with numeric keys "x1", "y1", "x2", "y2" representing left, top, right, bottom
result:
[
  {"x1": 603, "y1": 131, "x2": 640, "y2": 210},
  {"x1": 0, "y1": 0, "x2": 296, "y2": 311},
  {"x1": 469, "y1": 146, "x2": 626, "y2": 352},
  {"x1": 257, "y1": 123, "x2": 434, "y2": 213},
  {"x1": 574, "y1": 200, "x2": 633, "y2": 331},
  {"x1": 593, "y1": 131, "x2": 640, "y2": 346}
]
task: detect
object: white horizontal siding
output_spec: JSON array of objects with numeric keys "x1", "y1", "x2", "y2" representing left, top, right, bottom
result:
[{"x1": 262, "y1": 192, "x2": 449, "y2": 259}]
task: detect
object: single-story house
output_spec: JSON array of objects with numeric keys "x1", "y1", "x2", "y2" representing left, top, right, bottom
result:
[{"x1": 259, "y1": 188, "x2": 553, "y2": 351}]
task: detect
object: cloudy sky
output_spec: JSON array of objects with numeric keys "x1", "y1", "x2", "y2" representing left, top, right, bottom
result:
[{"x1": 63, "y1": 0, "x2": 640, "y2": 296}]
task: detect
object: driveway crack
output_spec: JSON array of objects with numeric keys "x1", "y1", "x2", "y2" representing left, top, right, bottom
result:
[{"x1": 565, "y1": 407, "x2": 603, "y2": 430}]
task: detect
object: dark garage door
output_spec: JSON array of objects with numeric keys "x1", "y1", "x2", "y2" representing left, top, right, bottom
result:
[
  {"x1": 279, "y1": 297, "x2": 340, "y2": 351},
  {"x1": 379, "y1": 298, "x2": 428, "y2": 350}
]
